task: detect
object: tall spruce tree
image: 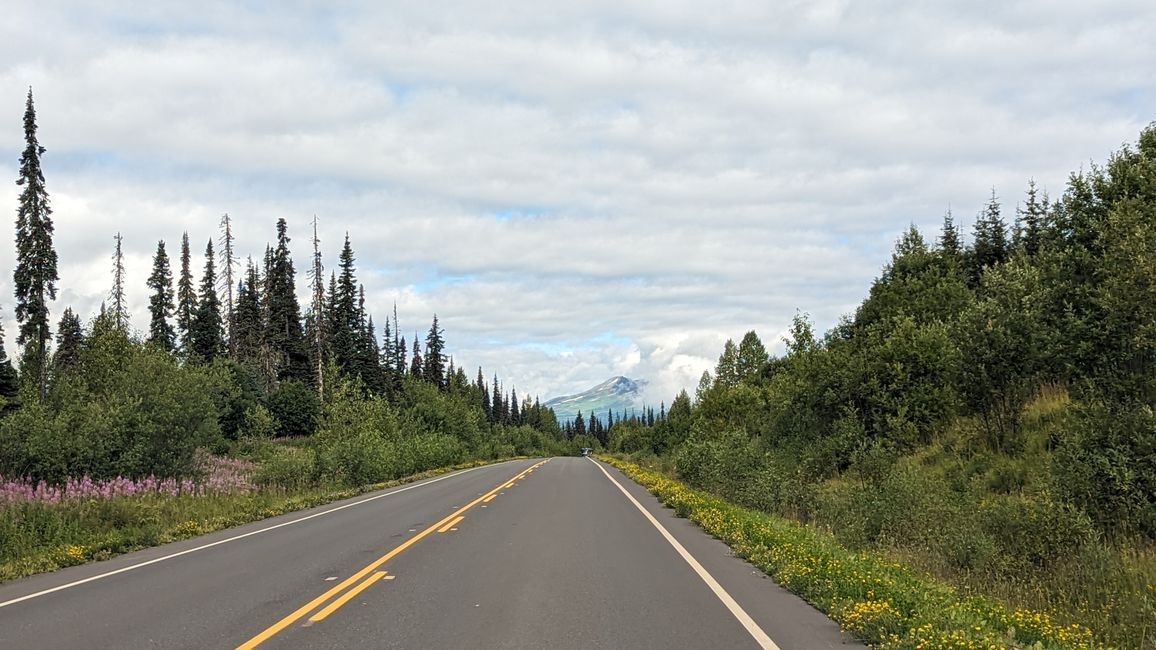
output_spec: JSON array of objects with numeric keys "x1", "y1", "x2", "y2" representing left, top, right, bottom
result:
[
  {"x1": 53, "y1": 307, "x2": 83, "y2": 374},
  {"x1": 424, "y1": 314, "x2": 446, "y2": 389},
  {"x1": 146, "y1": 240, "x2": 176, "y2": 351},
  {"x1": 409, "y1": 338, "x2": 422, "y2": 377},
  {"x1": 477, "y1": 367, "x2": 490, "y2": 418},
  {"x1": 13, "y1": 88, "x2": 58, "y2": 402},
  {"x1": 264, "y1": 218, "x2": 309, "y2": 382},
  {"x1": 176, "y1": 232, "x2": 197, "y2": 353},
  {"x1": 234, "y1": 259, "x2": 263, "y2": 363},
  {"x1": 110, "y1": 232, "x2": 127, "y2": 330},
  {"x1": 381, "y1": 313, "x2": 395, "y2": 388},
  {"x1": 491, "y1": 375, "x2": 503, "y2": 422},
  {"x1": 1015, "y1": 179, "x2": 1045, "y2": 257},
  {"x1": 191, "y1": 239, "x2": 224, "y2": 361},
  {"x1": 329, "y1": 234, "x2": 360, "y2": 373},
  {"x1": 358, "y1": 312, "x2": 385, "y2": 393},
  {"x1": 939, "y1": 207, "x2": 963, "y2": 267}
]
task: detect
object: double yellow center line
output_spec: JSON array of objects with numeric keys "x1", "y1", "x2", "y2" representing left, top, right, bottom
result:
[{"x1": 237, "y1": 459, "x2": 549, "y2": 649}]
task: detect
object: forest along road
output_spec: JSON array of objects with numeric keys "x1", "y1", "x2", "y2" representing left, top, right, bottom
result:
[{"x1": 0, "y1": 457, "x2": 861, "y2": 650}]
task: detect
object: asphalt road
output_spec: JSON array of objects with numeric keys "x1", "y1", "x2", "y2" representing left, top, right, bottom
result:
[{"x1": 0, "y1": 457, "x2": 862, "y2": 649}]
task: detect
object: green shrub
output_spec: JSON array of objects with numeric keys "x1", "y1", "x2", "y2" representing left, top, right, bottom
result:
[
  {"x1": 0, "y1": 325, "x2": 219, "y2": 482},
  {"x1": 267, "y1": 379, "x2": 320, "y2": 438},
  {"x1": 1053, "y1": 402, "x2": 1156, "y2": 537},
  {"x1": 979, "y1": 495, "x2": 1095, "y2": 571},
  {"x1": 253, "y1": 448, "x2": 315, "y2": 489}
]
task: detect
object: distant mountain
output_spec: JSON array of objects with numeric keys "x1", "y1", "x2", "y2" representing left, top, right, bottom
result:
[{"x1": 544, "y1": 376, "x2": 647, "y2": 424}]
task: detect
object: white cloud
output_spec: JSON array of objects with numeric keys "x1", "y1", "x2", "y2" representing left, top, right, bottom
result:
[{"x1": 0, "y1": 1, "x2": 1152, "y2": 401}]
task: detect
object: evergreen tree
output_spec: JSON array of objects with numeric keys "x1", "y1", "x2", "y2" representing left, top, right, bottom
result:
[
  {"x1": 491, "y1": 375, "x2": 503, "y2": 422},
  {"x1": 52, "y1": 307, "x2": 84, "y2": 374},
  {"x1": 939, "y1": 208, "x2": 962, "y2": 256},
  {"x1": 176, "y1": 232, "x2": 197, "y2": 353},
  {"x1": 1015, "y1": 179, "x2": 1045, "y2": 257},
  {"x1": 715, "y1": 339, "x2": 739, "y2": 388},
  {"x1": 381, "y1": 314, "x2": 395, "y2": 385},
  {"x1": 735, "y1": 330, "x2": 768, "y2": 383},
  {"x1": 329, "y1": 234, "x2": 361, "y2": 372},
  {"x1": 0, "y1": 316, "x2": 20, "y2": 405},
  {"x1": 478, "y1": 367, "x2": 491, "y2": 420},
  {"x1": 146, "y1": 240, "x2": 176, "y2": 351},
  {"x1": 13, "y1": 88, "x2": 58, "y2": 402},
  {"x1": 398, "y1": 334, "x2": 407, "y2": 377},
  {"x1": 234, "y1": 259, "x2": 263, "y2": 363},
  {"x1": 409, "y1": 338, "x2": 422, "y2": 378},
  {"x1": 695, "y1": 370, "x2": 713, "y2": 404},
  {"x1": 110, "y1": 232, "x2": 127, "y2": 330},
  {"x1": 264, "y1": 218, "x2": 309, "y2": 382},
  {"x1": 351, "y1": 303, "x2": 384, "y2": 393},
  {"x1": 574, "y1": 411, "x2": 586, "y2": 437},
  {"x1": 190, "y1": 239, "x2": 224, "y2": 361},
  {"x1": 510, "y1": 387, "x2": 520, "y2": 424},
  {"x1": 424, "y1": 314, "x2": 446, "y2": 388},
  {"x1": 969, "y1": 189, "x2": 1010, "y2": 287}
]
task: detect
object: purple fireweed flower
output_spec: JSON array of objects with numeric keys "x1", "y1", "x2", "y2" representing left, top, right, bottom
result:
[{"x1": 0, "y1": 453, "x2": 257, "y2": 505}]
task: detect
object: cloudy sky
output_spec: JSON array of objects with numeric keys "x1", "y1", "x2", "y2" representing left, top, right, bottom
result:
[{"x1": 0, "y1": 2, "x2": 1153, "y2": 404}]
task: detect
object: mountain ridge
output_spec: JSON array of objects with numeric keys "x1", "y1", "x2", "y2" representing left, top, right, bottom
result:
[{"x1": 544, "y1": 376, "x2": 646, "y2": 424}]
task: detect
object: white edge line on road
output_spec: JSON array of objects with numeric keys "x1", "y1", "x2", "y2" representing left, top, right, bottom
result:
[
  {"x1": 588, "y1": 457, "x2": 780, "y2": 650},
  {"x1": 0, "y1": 462, "x2": 509, "y2": 610}
]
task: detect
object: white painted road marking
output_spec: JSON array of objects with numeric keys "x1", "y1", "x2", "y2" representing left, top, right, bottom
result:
[{"x1": 588, "y1": 457, "x2": 780, "y2": 650}]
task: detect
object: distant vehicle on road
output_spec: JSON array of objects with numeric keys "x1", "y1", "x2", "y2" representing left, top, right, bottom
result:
[{"x1": 580, "y1": 447, "x2": 593, "y2": 456}]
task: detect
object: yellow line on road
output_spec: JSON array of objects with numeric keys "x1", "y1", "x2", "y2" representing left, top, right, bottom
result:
[
  {"x1": 482, "y1": 494, "x2": 497, "y2": 503},
  {"x1": 437, "y1": 515, "x2": 464, "y2": 533},
  {"x1": 236, "y1": 459, "x2": 549, "y2": 649},
  {"x1": 308, "y1": 572, "x2": 386, "y2": 623}
]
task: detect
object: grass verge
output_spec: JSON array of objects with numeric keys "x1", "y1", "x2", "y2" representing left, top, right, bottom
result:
[
  {"x1": 601, "y1": 455, "x2": 1105, "y2": 650},
  {"x1": 0, "y1": 457, "x2": 524, "y2": 584}
]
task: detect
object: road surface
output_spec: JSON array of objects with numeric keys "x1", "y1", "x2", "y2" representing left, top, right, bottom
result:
[{"x1": 0, "y1": 457, "x2": 861, "y2": 649}]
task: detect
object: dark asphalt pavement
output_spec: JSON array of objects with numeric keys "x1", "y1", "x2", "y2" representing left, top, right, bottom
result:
[{"x1": 0, "y1": 457, "x2": 861, "y2": 649}]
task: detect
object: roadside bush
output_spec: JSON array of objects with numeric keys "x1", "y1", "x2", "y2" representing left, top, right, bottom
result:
[
  {"x1": 253, "y1": 447, "x2": 315, "y2": 489},
  {"x1": 1053, "y1": 401, "x2": 1156, "y2": 537},
  {"x1": 240, "y1": 404, "x2": 278, "y2": 439},
  {"x1": 312, "y1": 381, "x2": 400, "y2": 485},
  {"x1": 207, "y1": 359, "x2": 262, "y2": 440},
  {"x1": 609, "y1": 420, "x2": 651, "y2": 454},
  {"x1": 673, "y1": 429, "x2": 752, "y2": 493},
  {"x1": 979, "y1": 495, "x2": 1096, "y2": 571},
  {"x1": 267, "y1": 379, "x2": 320, "y2": 438},
  {"x1": 0, "y1": 323, "x2": 219, "y2": 482}
]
